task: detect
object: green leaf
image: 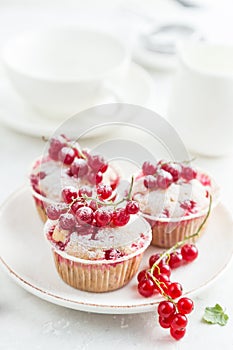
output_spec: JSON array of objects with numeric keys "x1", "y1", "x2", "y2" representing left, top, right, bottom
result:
[{"x1": 203, "y1": 304, "x2": 229, "y2": 326}]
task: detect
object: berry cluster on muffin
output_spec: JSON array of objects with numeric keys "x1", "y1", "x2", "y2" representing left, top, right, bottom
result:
[
  {"x1": 132, "y1": 160, "x2": 217, "y2": 248},
  {"x1": 30, "y1": 135, "x2": 120, "y2": 222}
]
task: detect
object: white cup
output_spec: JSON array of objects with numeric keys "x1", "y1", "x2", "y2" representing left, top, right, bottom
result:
[
  {"x1": 167, "y1": 42, "x2": 233, "y2": 156},
  {"x1": 2, "y1": 27, "x2": 130, "y2": 120}
]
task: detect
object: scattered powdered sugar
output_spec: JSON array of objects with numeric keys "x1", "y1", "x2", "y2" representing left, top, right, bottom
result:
[
  {"x1": 32, "y1": 159, "x2": 119, "y2": 202},
  {"x1": 42, "y1": 319, "x2": 70, "y2": 336},
  {"x1": 120, "y1": 317, "x2": 129, "y2": 329}
]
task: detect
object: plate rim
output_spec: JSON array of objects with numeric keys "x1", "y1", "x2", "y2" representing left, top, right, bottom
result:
[{"x1": 0, "y1": 186, "x2": 233, "y2": 314}]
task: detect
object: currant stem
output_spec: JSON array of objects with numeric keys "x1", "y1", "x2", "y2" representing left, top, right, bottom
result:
[
  {"x1": 150, "y1": 195, "x2": 212, "y2": 277},
  {"x1": 68, "y1": 176, "x2": 135, "y2": 210},
  {"x1": 127, "y1": 176, "x2": 134, "y2": 201},
  {"x1": 146, "y1": 272, "x2": 175, "y2": 305}
]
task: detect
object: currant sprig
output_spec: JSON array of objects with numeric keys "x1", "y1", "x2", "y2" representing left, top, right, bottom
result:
[
  {"x1": 74, "y1": 175, "x2": 135, "y2": 209},
  {"x1": 137, "y1": 196, "x2": 212, "y2": 341},
  {"x1": 46, "y1": 177, "x2": 139, "y2": 232}
]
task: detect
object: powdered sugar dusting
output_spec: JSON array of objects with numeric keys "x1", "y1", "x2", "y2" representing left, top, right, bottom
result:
[
  {"x1": 33, "y1": 160, "x2": 88, "y2": 202},
  {"x1": 44, "y1": 215, "x2": 151, "y2": 260},
  {"x1": 32, "y1": 159, "x2": 119, "y2": 202},
  {"x1": 42, "y1": 319, "x2": 70, "y2": 336},
  {"x1": 133, "y1": 177, "x2": 210, "y2": 218},
  {"x1": 65, "y1": 216, "x2": 151, "y2": 259}
]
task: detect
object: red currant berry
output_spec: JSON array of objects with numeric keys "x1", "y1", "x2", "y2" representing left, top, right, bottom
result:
[
  {"x1": 142, "y1": 161, "x2": 157, "y2": 176},
  {"x1": 125, "y1": 201, "x2": 140, "y2": 215},
  {"x1": 181, "y1": 244, "x2": 198, "y2": 262},
  {"x1": 62, "y1": 186, "x2": 78, "y2": 204},
  {"x1": 89, "y1": 200, "x2": 98, "y2": 212},
  {"x1": 48, "y1": 136, "x2": 66, "y2": 161},
  {"x1": 161, "y1": 162, "x2": 181, "y2": 182},
  {"x1": 177, "y1": 297, "x2": 194, "y2": 314},
  {"x1": 112, "y1": 208, "x2": 130, "y2": 227},
  {"x1": 156, "y1": 170, "x2": 173, "y2": 189},
  {"x1": 70, "y1": 159, "x2": 88, "y2": 177},
  {"x1": 153, "y1": 264, "x2": 171, "y2": 278},
  {"x1": 97, "y1": 184, "x2": 113, "y2": 200},
  {"x1": 78, "y1": 186, "x2": 93, "y2": 198},
  {"x1": 88, "y1": 154, "x2": 105, "y2": 172},
  {"x1": 100, "y1": 162, "x2": 108, "y2": 173},
  {"x1": 75, "y1": 206, "x2": 94, "y2": 225},
  {"x1": 144, "y1": 175, "x2": 157, "y2": 189},
  {"x1": 181, "y1": 166, "x2": 197, "y2": 181},
  {"x1": 168, "y1": 251, "x2": 183, "y2": 269},
  {"x1": 137, "y1": 269, "x2": 149, "y2": 283},
  {"x1": 167, "y1": 282, "x2": 183, "y2": 299},
  {"x1": 59, "y1": 213, "x2": 76, "y2": 230},
  {"x1": 138, "y1": 279, "x2": 155, "y2": 297},
  {"x1": 149, "y1": 253, "x2": 162, "y2": 268},
  {"x1": 86, "y1": 171, "x2": 95, "y2": 185},
  {"x1": 157, "y1": 273, "x2": 170, "y2": 284},
  {"x1": 170, "y1": 327, "x2": 186, "y2": 341},
  {"x1": 86, "y1": 171, "x2": 101, "y2": 185},
  {"x1": 71, "y1": 201, "x2": 85, "y2": 214},
  {"x1": 154, "y1": 275, "x2": 169, "y2": 294},
  {"x1": 159, "y1": 315, "x2": 175, "y2": 329},
  {"x1": 197, "y1": 172, "x2": 211, "y2": 186},
  {"x1": 72, "y1": 146, "x2": 81, "y2": 158},
  {"x1": 46, "y1": 204, "x2": 67, "y2": 220},
  {"x1": 95, "y1": 171, "x2": 103, "y2": 185},
  {"x1": 170, "y1": 313, "x2": 188, "y2": 330},
  {"x1": 158, "y1": 300, "x2": 176, "y2": 318},
  {"x1": 58, "y1": 146, "x2": 75, "y2": 165},
  {"x1": 94, "y1": 208, "x2": 112, "y2": 227}
]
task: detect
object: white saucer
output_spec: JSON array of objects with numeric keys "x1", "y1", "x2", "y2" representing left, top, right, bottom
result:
[
  {"x1": 0, "y1": 187, "x2": 232, "y2": 314},
  {"x1": 0, "y1": 62, "x2": 155, "y2": 138}
]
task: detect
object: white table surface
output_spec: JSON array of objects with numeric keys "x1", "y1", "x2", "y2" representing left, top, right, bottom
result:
[{"x1": 1, "y1": 2, "x2": 233, "y2": 349}]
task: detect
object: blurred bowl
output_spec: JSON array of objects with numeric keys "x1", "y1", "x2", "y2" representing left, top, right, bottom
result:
[{"x1": 2, "y1": 27, "x2": 130, "y2": 120}]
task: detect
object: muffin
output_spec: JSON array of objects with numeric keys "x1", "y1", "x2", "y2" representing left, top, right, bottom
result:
[
  {"x1": 132, "y1": 160, "x2": 219, "y2": 248},
  {"x1": 44, "y1": 185, "x2": 152, "y2": 292},
  {"x1": 30, "y1": 134, "x2": 120, "y2": 222}
]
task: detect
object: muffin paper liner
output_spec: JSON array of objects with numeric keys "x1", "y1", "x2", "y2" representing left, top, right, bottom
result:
[
  {"x1": 53, "y1": 250, "x2": 143, "y2": 292},
  {"x1": 144, "y1": 214, "x2": 207, "y2": 248}
]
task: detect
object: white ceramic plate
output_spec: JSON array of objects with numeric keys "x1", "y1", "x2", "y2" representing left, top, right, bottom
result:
[
  {"x1": 0, "y1": 62, "x2": 155, "y2": 138},
  {"x1": 0, "y1": 187, "x2": 232, "y2": 314}
]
